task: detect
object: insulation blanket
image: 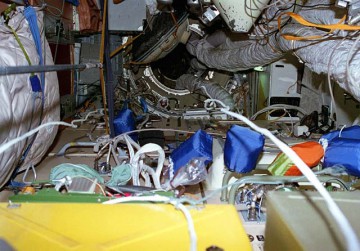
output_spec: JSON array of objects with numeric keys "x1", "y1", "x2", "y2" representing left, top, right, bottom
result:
[{"x1": 0, "y1": 8, "x2": 59, "y2": 187}]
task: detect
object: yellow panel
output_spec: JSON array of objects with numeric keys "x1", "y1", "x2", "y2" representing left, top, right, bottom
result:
[{"x1": 0, "y1": 203, "x2": 251, "y2": 251}]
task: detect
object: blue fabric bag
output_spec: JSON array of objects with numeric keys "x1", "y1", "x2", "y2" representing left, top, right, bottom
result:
[
  {"x1": 113, "y1": 99, "x2": 148, "y2": 140},
  {"x1": 323, "y1": 137, "x2": 360, "y2": 177},
  {"x1": 169, "y1": 130, "x2": 213, "y2": 178},
  {"x1": 320, "y1": 125, "x2": 360, "y2": 177},
  {"x1": 113, "y1": 102, "x2": 136, "y2": 138},
  {"x1": 320, "y1": 125, "x2": 360, "y2": 143},
  {"x1": 224, "y1": 125, "x2": 264, "y2": 173}
]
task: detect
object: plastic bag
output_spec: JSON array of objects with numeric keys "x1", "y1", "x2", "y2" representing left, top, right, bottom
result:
[{"x1": 170, "y1": 157, "x2": 208, "y2": 188}]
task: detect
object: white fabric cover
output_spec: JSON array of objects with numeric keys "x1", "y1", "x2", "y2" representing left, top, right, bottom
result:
[{"x1": 0, "y1": 8, "x2": 59, "y2": 187}]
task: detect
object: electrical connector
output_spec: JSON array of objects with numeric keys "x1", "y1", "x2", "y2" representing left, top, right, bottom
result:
[{"x1": 294, "y1": 125, "x2": 309, "y2": 137}]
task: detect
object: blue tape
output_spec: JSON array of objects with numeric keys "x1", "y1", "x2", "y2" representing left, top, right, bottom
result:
[{"x1": 29, "y1": 75, "x2": 41, "y2": 92}]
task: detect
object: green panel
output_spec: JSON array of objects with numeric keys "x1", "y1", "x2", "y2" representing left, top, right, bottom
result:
[
  {"x1": 9, "y1": 188, "x2": 175, "y2": 204},
  {"x1": 9, "y1": 189, "x2": 110, "y2": 203}
]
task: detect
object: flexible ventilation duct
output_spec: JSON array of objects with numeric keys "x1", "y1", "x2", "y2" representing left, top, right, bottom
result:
[
  {"x1": 187, "y1": 0, "x2": 360, "y2": 100},
  {"x1": 176, "y1": 74, "x2": 235, "y2": 110}
]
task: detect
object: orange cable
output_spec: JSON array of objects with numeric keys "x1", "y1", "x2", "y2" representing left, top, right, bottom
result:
[{"x1": 278, "y1": 12, "x2": 357, "y2": 41}]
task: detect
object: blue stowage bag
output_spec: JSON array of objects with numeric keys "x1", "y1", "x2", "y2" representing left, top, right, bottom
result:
[
  {"x1": 323, "y1": 138, "x2": 360, "y2": 177},
  {"x1": 320, "y1": 125, "x2": 360, "y2": 177},
  {"x1": 169, "y1": 130, "x2": 213, "y2": 178},
  {"x1": 224, "y1": 125, "x2": 265, "y2": 173},
  {"x1": 113, "y1": 103, "x2": 136, "y2": 139},
  {"x1": 320, "y1": 125, "x2": 360, "y2": 143},
  {"x1": 113, "y1": 99, "x2": 148, "y2": 139}
]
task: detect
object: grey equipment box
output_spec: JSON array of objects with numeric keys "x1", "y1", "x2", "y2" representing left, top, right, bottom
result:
[{"x1": 265, "y1": 191, "x2": 360, "y2": 251}]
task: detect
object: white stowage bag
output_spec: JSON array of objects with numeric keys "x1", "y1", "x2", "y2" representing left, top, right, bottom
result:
[{"x1": 0, "y1": 8, "x2": 60, "y2": 187}]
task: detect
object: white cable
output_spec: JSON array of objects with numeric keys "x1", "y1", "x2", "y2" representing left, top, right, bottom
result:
[
  {"x1": 71, "y1": 109, "x2": 104, "y2": 126},
  {"x1": 142, "y1": 163, "x2": 162, "y2": 189},
  {"x1": 131, "y1": 143, "x2": 165, "y2": 188},
  {"x1": 103, "y1": 195, "x2": 197, "y2": 251},
  {"x1": 126, "y1": 134, "x2": 141, "y2": 151},
  {"x1": 339, "y1": 125, "x2": 346, "y2": 138},
  {"x1": 106, "y1": 144, "x2": 112, "y2": 164},
  {"x1": 204, "y1": 99, "x2": 229, "y2": 111},
  {"x1": 327, "y1": 38, "x2": 346, "y2": 128},
  {"x1": 103, "y1": 194, "x2": 169, "y2": 204},
  {"x1": 111, "y1": 146, "x2": 121, "y2": 165},
  {"x1": 131, "y1": 161, "x2": 140, "y2": 186},
  {"x1": 124, "y1": 135, "x2": 135, "y2": 160},
  {"x1": 120, "y1": 135, "x2": 138, "y2": 185},
  {"x1": 112, "y1": 135, "x2": 141, "y2": 169},
  {"x1": 218, "y1": 107, "x2": 360, "y2": 251},
  {"x1": 250, "y1": 104, "x2": 307, "y2": 120},
  {"x1": 169, "y1": 201, "x2": 197, "y2": 251},
  {"x1": 141, "y1": 166, "x2": 152, "y2": 187},
  {"x1": 111, "y1": 134, "x2": 140, "y2": 169},
  {"x1": 0, "y1": 121, "x2": 77, "y2": 155}
]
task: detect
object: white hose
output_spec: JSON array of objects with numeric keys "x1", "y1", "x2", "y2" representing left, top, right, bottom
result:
[
  {"x1": 130, "y1": 143, "x2": 165, "y2": 188},
  {"x1": 71, "y1": 109, "x2": 104, "y2": 126},
  {"x1": 0, "y1": 121, "x2": 77, "y2": 155}
]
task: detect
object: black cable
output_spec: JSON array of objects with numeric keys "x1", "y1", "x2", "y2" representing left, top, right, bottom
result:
[
  {"x1": 323, "y1": 178, "x2": 350, "y2": 191},
  {"x1": 295, "y1": 2, "x2": 335, "y2": 8}
]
